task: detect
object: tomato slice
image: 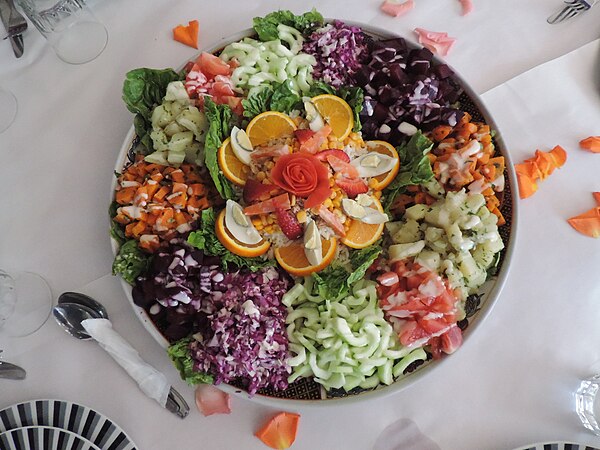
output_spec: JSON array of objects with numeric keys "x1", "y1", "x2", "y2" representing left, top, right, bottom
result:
[{"x1": 196, "y1": 52, "x2": 232, "y2": 79}]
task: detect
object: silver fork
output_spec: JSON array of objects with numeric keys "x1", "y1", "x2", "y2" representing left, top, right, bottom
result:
[{"x1": 547, "y1": 0, "x2": 599, "y2": 24}]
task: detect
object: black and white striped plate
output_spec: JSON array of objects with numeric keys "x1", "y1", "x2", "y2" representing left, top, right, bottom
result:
[
  {"x1": 514, "y1": 443, "x2": 600, "y2": 450},
  {"x1": 0, "y1": 399, "x2": 137, "y2": 450},
  {"x1": 0, "y1": 425, "x2": 100, "y2": 450}
]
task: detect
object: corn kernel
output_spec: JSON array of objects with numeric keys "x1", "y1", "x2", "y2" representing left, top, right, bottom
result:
[
  {"x1": 265, "y1": 161, "x2": 274, "y2": 169},
  {"x1": 290, "y1": 194, "x2": 296, "y2": 207},
  {"x1": 329, "y1": 190, "x2": 337, "y2": 199},
  {"x1": 252, "y1": 218, "x2": 262, "y2": 227},
  {"x1": 296, "y1": 210, "x2": 307, "y2": 223},
  {"x1": 256, "y1": 171, "x2": 266, "y2": 181},
  {"x1": 324, "y1": 198, "x2": 333, "y2": 209},
  {"x1": 267, "y1": 215, "x2": 274, "y2": 224},
  {"x1": 261, "y1": 215, "x2": 268, "y2": 226}
]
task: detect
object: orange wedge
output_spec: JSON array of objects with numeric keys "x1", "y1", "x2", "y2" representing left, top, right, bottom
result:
[
  {"x1": 218, "y1": 137, "x2": 249, "y2": 186},
  {"x1": 311, "y1": 94, "x2": 354, "y2": 141},
  {"x1": 215, "y1": 209, "x2": 270, "y2": 257},
  {"x1": 274, "y1": 237, "x2": 337, "y2": 276},
  {"x1": 341, "y1": 197, "x2": 386, "y2": 249},
  {"x1": 366, "y1": 140, "x2": 400, "y2": 190},
  {"x1": 245, "y1": 111, "x2": 297, "y2": 148}
]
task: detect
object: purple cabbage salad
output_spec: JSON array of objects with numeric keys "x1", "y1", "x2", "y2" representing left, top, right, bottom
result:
[
  {"x1": 352, "y1": 38, "x2": 465, "y2": 142},
  {"x1": 302, "y1": 20, "x2": 369, "y2": 88},
  {"x1": 132, "y1": 240, "x2": 292, "y2": 395}
]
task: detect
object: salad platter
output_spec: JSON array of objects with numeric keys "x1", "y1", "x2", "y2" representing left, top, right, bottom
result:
[{"x1": 109, "y1": 10, "x2": 517, "y2": 405}]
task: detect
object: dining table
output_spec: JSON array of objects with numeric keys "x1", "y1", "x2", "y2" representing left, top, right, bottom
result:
[{"x1": 2, "y1": 0, "x2": 600, "y2": 449}]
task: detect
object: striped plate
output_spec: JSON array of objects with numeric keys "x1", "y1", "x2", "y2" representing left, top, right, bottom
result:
[
  {"x1": 0, "y1": 399, "x2": 137, "y2": 450},
  {"x1": 0, "y1": 426, "x2": 100, "y2": 450},
  {"x1": 514, "y1": 443, "x2": 600, "y2": 450}
]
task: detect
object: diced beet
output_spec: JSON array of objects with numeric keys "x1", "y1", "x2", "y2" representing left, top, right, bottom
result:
[
  {"x1": 410, "y1": 60, "x2": 430, "y2": 76},
  {"x1": 164, "y1": 323, "x2": 191, "y2": 341},
  {"x1": 373, "y1": 102, "x2": 390, "y2": 122},
  {"x1": 434, "y1": 64, "x2": 454, "y2": 79},
  {"x1": 380, "y1": 37, "x2": 407, "y2": 52},
  {"x1": 372, "y1": 47, "x2": 397, "y2": 63},
  {"x1": 378, "y1": 86, "x2": 400, "y2": 106},
  {"x1": 353, "y1": 65, "x2": 375, "y2": 86},
  {"x1": 408, "y1": 48, "x2": 434, "y2": 64},
  {"x1": 389, "y1": 63, "x2": 409, "y2": 85}
]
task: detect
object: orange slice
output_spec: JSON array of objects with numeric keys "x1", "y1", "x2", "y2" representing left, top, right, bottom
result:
[
  {"x1": 215, "y1": 209, "x2": 270, "y2": 257},
  {"x1": 341, "y1": 197, "x2": 385, "y2": 249},
  {"x1": 274, "y1": 237, "x2": 337, "y2": 276},
  {"x1": 218, "y1": 137, "x2": 248, "y2": 186},
  {"x1": 245, "y1": 111, "x2": 297, "y2": 148},
  {"x1": 311, "y1": 94, "x2": 354, "y2": 141},
  {"x1": 366, "y1": 140, "x2": 400, "y2": 190}
]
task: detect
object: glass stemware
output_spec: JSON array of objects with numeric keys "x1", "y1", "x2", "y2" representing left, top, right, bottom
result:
[
  {"x1": 0, "y1": 269, "x2": 52, "y2": 337},
  {"x1": 0, "y1": 88, "x2": 18, "y2": 133}
]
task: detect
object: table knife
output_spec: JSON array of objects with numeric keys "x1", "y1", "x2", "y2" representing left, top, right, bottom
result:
[
  {"x1": 0, "y1": 0, "x2": 25, "y2": 58},
  {"x1": 0, "y1": 361, "x2": 26, "y2": 380}
]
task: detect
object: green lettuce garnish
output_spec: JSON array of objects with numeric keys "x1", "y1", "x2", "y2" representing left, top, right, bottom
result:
[
  {"x1": 122, "y1": 68, "x2": 183, "y2": 153},
  {"x1": 242, "y1": 80, "x2": 301, "y2": 119},
  {"x1": 167, "y1": 338, "x2": 213, "y2": 385},
  {"x1": 203, "y1": 98, "x2": 238, "y2": 200},
  {"x1": 187, "y1": 208, "x2": 274, "y2": 272},
  {"x1": 311, "y1": 243, "x2": 382, "y2": 300},
  {"x1": 112, "y1": 240, "x2": 151, "y2": 285},
  {"x1": 253, "y1": 9, "x2": 324, "y2": 42},
  {"x1": 383, "y1": 131, "x2": 434, "y2": 211}
]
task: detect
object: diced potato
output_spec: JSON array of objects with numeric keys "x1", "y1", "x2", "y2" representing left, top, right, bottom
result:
[
  {"x1": 389, "y1": 241, "x2": 426, "y2": 262},
  {"x1": 422, "y1": 178, "x2": 445, "y2": 199},
  {"x1": 151, "y1": 104, "x2": 173, "y2": 128},
  {"x1": 458, "y1": 252, "x2": 479, "y2": 278},
  {"x1": 385, "y1": 221, "x2": 403, "y2": 236},
  {"x1": 164, "y1": 121, "x2": 185, "y2": 137},
  {"x1": 164, "y1": 81, "x2": 190, "y2": 103},
  {"x1": 167, "y1": 150, "x2": 186, "y2": 166},
  {"x1": 392, "y1": 219, "x2": 421, "y2": 244},
  {"x1": 472, "y1": 244, "x2": 495, "y2": 268},
  {"x1": 425, "y1": 205, "x2": 451, "y2": 228},
  {"x1": 176, "y1": 107, "x2": 208, "y2": 142},
  {"x1": 465, "y1": 193, "x2": 486, "y2": 214},
  {"x1": 168, "y1": 131, "x2": 194, "y2": 153},
  {"x1": 405, "y1": 204, "x2": 428, "y2": 221},
  {"x1": 144, "y1": 151, "x2": 168, "y2": 166},
  {"x1": 415, "y1": 250, "x2": 441, "y2": 272},
  {"x1": 150, "y1": 128, "x2": 169, "y2": 151},
  {"x1": 446, "y1": 222, "x2": 465, "y2": 251}
]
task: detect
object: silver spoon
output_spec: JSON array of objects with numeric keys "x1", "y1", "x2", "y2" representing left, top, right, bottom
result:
[
  {"x1": 57, "y1": 292, "x2": 108, "y2": 319},
  {"x1": 0, "y1": 361, "x2": 26, "y2": 380},
  {"x1": 53, "y1": 303, "x2": 101, "y2": 339},
  {"x1": 52, "y1": 298, "x2": 189, "y2": 418}
]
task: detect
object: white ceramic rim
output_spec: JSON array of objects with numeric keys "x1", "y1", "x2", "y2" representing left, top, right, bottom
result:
[{"x1": 110, "y1": 21, "x2": 519, "y2": 409}]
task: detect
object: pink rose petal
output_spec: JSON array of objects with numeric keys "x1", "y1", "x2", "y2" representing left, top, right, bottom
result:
[
  {"x1": 195, "y1": 384, "x2": 231, "y2": 416},
  {"x1": 459, "y1": 0, "x2": 473, "y2": 15},
  {"x1": 414, "y1": 28, "x2": 456, "y2": 57},
  {"x1": 380, "y1": 0, "x2": 415, "y2": 17}
]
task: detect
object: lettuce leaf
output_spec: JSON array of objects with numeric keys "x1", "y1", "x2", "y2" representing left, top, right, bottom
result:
[
  {"x1": 187, "y1": 208, "x2": 274, "y2": 272},
  {"x1": 203, "y1": 97, "x2": 237, "y2": 200},
  {"x1": 242, "y1": 81, "x2": 301, "y2": 119},
  {"x1": 383, "y1": 131, "x2": 434, "y2": 211},
  {"x1": 253, "y1": 9, "x2": 324, "y2": 42},
  {"x1": 112, "y1": 240, "x2": 151, "y2": 285},
  {"x1": 312, "y1": 243, "x2": 382, "y2": 300},
  {"x1": 122, "y1": 68, "x2": 182, "y2": 153},
  {"x1": 167, "y1": 338, "x2": 213, "y2": 385}
]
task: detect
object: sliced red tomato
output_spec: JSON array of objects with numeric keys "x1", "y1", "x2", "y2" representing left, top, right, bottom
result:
[
  {"x1": 211, "y1": 81, "x2": 234, "y2": 98},
  {"x1": 196, "y1": 52, "x2": 231, "y2": 79},
  {"x1": 378, "y1": 259, "x2": 463, "y2": 355},
  {"x1": 243, "y1": 193, "x2": 291, "y2": 216}
]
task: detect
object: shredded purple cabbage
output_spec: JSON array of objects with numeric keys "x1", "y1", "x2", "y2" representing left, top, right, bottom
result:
[
  {"x1": 353, "y1": 38, "x2": 464, "y2": 142},
  {"x1": 303, "y1": 20, "x2": 368, "y2": 88},
  {"x1": 133, "y1": 241, "x2": 292, "y2": 395}
]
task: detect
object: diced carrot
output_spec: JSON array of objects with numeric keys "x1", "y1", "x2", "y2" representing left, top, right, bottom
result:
[
  {"x1": 163, "y1": 166, "x2": 176, "y2": 176},
  {"x1": 153, "y1": 185, "x2": 171, "y2": 202},
  {"x1": 113, "y1": 213, "x2": 130, "y2": 225},
  {"x1": 458, "y1": 112, "x2": 472, "y2": 125},
  {"x1": 174, "y1": 211, "x2": 189, "y2": 227},
  {"x1": 478, "y1": 153, "x2": 491, "y2": 165},
  {"x1": 145, "y1": 181, "x2": 160, "y2": 199},
  {"x1": 593, "y1": 192, "x2": 600, "y2": 206},
  {"x1": 172, "y1": 20, "x2": 199, "y2": 49},
  {"x1": 172, "y1": 182, "x2": 188, "y2": 193},
  {"x1": 567, "y1": 207, "x2": 600, "y2": 238},
  {"x1": 170, "y1": 169, "x2": 185, "y2": 183},
  {"x1": 116, "y1": 187, "x2": 137, "y2": 205},
  {"x1": 579, "y1": 136, "x2": 600, "y2": 153},
  {"x1": 167, "y1": 191, "x2": 188, "y2": 209},
  {"x1": 516, "y1": 172, "x2": 537, "y2": 199},
  {"x1": 150, "y1": 171, "x2": 164, "y2": 183},
  {"x1": 427, "y1": 153, "x2": 437, "y2": 163},
  {"x1": 488, "y1": 156, "x2": 505, "y2": 174},
  {"x1": 188, "y1": 183, "x2": 207, "y2": 196},
  {"x1": 431, "y1": 125, "x2": 453, "y2": 142},
  {"x1": 155, "y1": 208, "x2": 176, "y2": 231},
  {"x1": 139, "y1": 234, "x2": 160, "y2": 253},
  {"x1": 130, "y1": 221, "x2": 147, "y2": 238},
  {"x1": 255, "y1": 412, "x2": 300, "y2": 450}
]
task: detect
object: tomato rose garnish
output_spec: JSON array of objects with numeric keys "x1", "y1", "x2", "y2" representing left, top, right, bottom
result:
[{"x1": 271, "y1": 153, "x2": 331, "y2": 209}]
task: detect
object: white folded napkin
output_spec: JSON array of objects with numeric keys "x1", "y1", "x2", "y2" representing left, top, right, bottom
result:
[{"x1": 81, "y1": 318, "x2": 170, "y2": 407}]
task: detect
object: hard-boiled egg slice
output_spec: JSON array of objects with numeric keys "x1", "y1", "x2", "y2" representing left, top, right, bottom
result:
[
  {"x1": 342, "y1": 198, "x2": 389, "y2": 224},
  {"x1": 351, "y1": 152, "x2": 397, "y2": 178},
  {"x1": 304, "y1": 100, "x2": 325, "y2": 132},
  {"x1": 224, "y1": 200, "x2": 263, "y2": 245},
  {"x1": 303, "y1": 218, "x2": 323, "y2": 266},
  {"x1": 230, "y1": 126, "x2": 253, "y2": 165}
]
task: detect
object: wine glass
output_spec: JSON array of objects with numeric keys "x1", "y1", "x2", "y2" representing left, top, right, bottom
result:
[
  {"x1": 0, "y1": 88, "x2": 18, "y2": 133},
  {"x1": 0, "y1": 269, "x2": 52, "y2": 337}
]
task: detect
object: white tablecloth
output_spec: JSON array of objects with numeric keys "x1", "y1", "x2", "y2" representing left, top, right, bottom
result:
[{"x1": 2, "y1": 1, "x2": 600, "y2": 449}]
